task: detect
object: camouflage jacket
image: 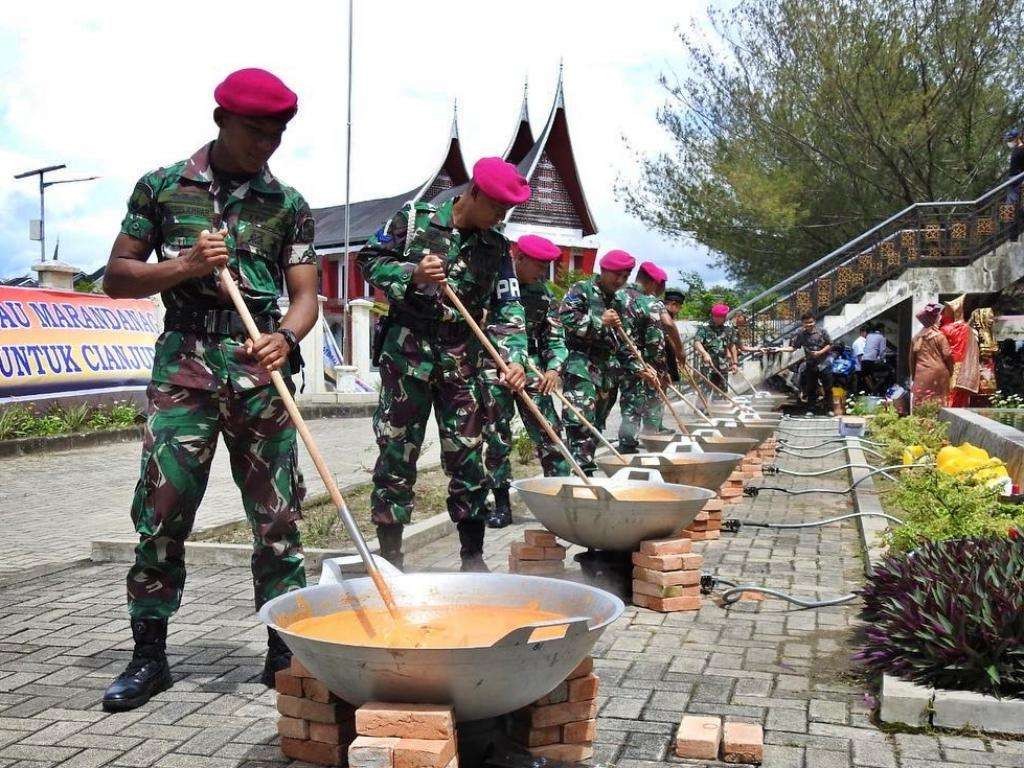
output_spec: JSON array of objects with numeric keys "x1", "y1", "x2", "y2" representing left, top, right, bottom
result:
[
  {"x1": 521, "y1": 281, "x2": 568, "y2": 373},
  {"x1": 358, "y1": 199, "x2": 527, "y2": 378},
  {"x1": 120, "y1": 142, "x2": 316, "y2": 391},
  {"x1": 556, "y1": 275, "x2": 627, "y2": 380},
  {"x1": 614, "y1": 282, "x2": 666, "y2": 372},
  {"x1": 695, "y1": 322, "x2": 739, "y2": 371}
]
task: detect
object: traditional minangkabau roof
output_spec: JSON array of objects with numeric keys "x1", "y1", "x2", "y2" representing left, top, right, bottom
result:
[
  {"x1": 507, "y1": 65, "x2": 598, "y2": 237},
  {"x1": 315, "y1": 69, "x2": 598, "y2": 249},
  {"x1": 314, "y1": 102, "x2": 469, "y2": 250}
]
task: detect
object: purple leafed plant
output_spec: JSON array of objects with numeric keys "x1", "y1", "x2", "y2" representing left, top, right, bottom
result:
[{"x1": 856, "y1": 536, "x2": 1024, "y2": 698}]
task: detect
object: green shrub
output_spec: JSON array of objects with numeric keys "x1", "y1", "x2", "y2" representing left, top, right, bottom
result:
[
  {"x1": 0, "y1": 401, "x2": 142, "y2": 440},
  {"x1": 857, "y1": 536, "x2": 1024, "y2": 698},
  {"x1": 882, "y1": 468, "x2": 1024, "y2": 552},
  {"x1": 512, "y1": 427, "x2": 536, "y2": 465},
  {"x1": 0, "y1": 406, "x2": 35, "y2": 440},
  {"x1": 867, "y1": 404, "x2": 948, "y2": 464}
]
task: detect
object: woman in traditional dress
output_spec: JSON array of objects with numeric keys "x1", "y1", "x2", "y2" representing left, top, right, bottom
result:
[
  {"x1": 940, "y1": 294, "x2": 980, "y2": 406},
  {"x1": 910, "y1": 303, "x2": 953, "y2": 407}
]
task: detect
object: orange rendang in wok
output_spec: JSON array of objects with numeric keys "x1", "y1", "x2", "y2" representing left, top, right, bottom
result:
[{"x1": 286, "y1": 603, "x2": 568, "y2": 648}]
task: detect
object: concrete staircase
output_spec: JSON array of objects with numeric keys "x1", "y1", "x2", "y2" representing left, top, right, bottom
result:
[{"x1": 738, "y1": 239, "x2": 1024, "y2": 390}]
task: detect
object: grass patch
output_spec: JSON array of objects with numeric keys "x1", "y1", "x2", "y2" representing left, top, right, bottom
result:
[
  {"x1": 192, "y1": 467, "x2": 453, "y2": 549},
  {"x1": 0, "y1": 401, "x2": 142, "y2": 440}
]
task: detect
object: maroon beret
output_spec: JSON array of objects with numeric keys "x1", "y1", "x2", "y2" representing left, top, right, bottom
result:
[
  {"x1": 214, "y1": 68, "x2": 298, "y2": 122},
  {"x1": 517, "y1": 234, "x2": 562, "y2": 262},
  {"x1": 599, "y1": 249, "x2": 636, "y2": 272},
  {"x1": 639, "y1": 261, "x2": 667, "y2": 283},
  {"x1": 472, "y1": 157, "x2": 531, "y2": 206}
]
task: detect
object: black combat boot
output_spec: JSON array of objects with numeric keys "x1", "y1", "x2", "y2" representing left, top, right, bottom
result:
[
  {"x1": 458, "y1": 519, "x2": 489, "y2": 572},
  {"x1": 102, "y1": 618, "x2": 172, "y2": 712},
  {"x1": 260, "y1": 627, "x2": 292, "y2": 688},
  {"x1": 376, "y1": 523, "x2": 405, "y2": 571},
  {"x1": 485, "y1": 487, "x2": 512, "y2": 529}
]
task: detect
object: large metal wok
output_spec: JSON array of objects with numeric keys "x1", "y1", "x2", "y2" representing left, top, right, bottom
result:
[
  {"x1": 512, "y1": 467, "x2": 715, "y2": 552},
  {"x1": 695, "y1": 434, "x2": 760, "y2": 455},
  {"x1": 595, "y1": 445, "x2": 743, "y2": 490},
  {"x1": 647, "y1": 418, "x2": 775, "y2": 445},
  {"x1": 260, "y1": 556, "x2": 624, "y2": 722},
  {"x1": 638, "y1": 429, "x2": 707, "y2": 453},
  {"x1": 708, "y1": 403, "x2": 783, "y2": 422}
]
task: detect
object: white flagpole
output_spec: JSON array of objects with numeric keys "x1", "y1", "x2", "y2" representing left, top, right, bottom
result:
[{"x1": 342, "y1": 0, "x2": 354, "y2": 363}]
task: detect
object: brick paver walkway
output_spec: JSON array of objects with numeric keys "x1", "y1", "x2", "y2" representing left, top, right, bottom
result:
[
  {"x1": 0, "y1": 416, "x2": 440, "y2": 575},
  {"x1": 0, "y1": 418, "x2": 1018, "y2": 767}
]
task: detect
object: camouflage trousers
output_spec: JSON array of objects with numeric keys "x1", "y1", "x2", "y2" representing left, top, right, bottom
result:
[
  {"x1": 371, "y1": 354, "x2": 487, "y2": 526},
  {"x1": 594, "y1": 368, "x2": 621, "y2": 432},
  {"x1": 127, "y1": 381, "x2": 306, "y2": 619},
  {"x1": 483, "y1": 379, "x2": 570, "y2": 489},
  {"x1": 618, "y1": 377, "x2": 665, "y2": 454},
  {"x1": 562, "y1": 371, "x2": 601, "y2": 475}
]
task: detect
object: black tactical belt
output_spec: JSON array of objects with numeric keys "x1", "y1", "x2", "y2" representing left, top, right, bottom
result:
[
  {"x1": 164, "y1": 307, "x2": 279, "y2": 337},
  {"x1": 388, "y1": 306, "x2": 480, "y2": 343}
]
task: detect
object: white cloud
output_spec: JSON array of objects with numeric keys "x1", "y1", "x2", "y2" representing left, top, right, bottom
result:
[{"x1": 0, "y1": 0, "x2": 728, "y2": 283}]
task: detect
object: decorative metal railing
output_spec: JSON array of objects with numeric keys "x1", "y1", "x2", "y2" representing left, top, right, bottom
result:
[{"x1": 731, "y1": 173, "x2": 1024, "y2": 348}]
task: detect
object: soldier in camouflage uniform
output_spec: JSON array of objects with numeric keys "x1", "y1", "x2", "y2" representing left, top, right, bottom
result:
[
  {"x1": 99, "y1": 69, "x2": 318, "y2": 711},
  {"x1": 482, "y1": 234, "x2": 570, "y2": 528},
  {"x1": 617, "y1": 262, "x2": 667, "y2": 453},
  {"x1": 694, "y1": 303, "x2": 739, "y2": 396},
  {"x1": 557, "y1": 250, "x2": 642, "y2": 474},
  {"x1": 358, "y1": 157, "x2": 530, "y2": 571}
]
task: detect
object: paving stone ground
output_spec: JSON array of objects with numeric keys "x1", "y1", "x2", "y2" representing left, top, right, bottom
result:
[{"x1": 0, "y1": 418, "x2": 1016, "y2": 767}]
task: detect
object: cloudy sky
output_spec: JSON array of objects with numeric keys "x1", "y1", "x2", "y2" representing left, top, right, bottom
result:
[{"x1": 0, "y1": 1, "x2": 729, "y2": 285}]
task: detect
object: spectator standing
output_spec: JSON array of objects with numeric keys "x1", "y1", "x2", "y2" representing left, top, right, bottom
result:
[
  {"x1": 790, "y1": 313, "x2": 833, "y2": 413},
  {"x1": 861, "y1": 325, "x2": 888, "y2": 393},
  {"x1": 910, "y1": 302, "x2": 953, "y2": 407}
]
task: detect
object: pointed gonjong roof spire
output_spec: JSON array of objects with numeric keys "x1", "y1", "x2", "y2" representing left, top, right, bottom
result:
[
  {"x1": 415, "y1": 98, "x2": 469, "y2": 202},
  {"x1": 503, "y1": 76, "x2": 535, "y2": 165},
  {"x1": 506, "y1": 64, "x2": 597, "y2": 236}
]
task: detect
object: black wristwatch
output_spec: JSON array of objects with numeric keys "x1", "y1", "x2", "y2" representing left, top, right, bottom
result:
[{"x1": 279, "y1": 328, "x2": 299, "y2": 351}]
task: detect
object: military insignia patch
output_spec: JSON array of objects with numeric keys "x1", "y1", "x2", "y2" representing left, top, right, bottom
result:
[{"x1": 300, "y1": 218, "x2": 315, "y2": 242}]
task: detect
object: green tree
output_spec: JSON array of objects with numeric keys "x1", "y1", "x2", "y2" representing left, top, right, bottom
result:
[
  {"x1": 672, "y1": 270, "x2": 750, "y2": 319},
  {"x1": 621, "y1": 0, "x2": 1024, "y2": 287}
]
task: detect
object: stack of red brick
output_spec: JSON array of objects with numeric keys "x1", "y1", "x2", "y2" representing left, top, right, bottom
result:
[
  {"x1": 718, "y1": 470, "x2": 745, "y2": 506},
  {"x1": 740, "y1": 450, "x2": 764, "y2": 478},
  {"x1": 675, "y1": 715, "x2": 763, "y2": 764},
  {"x1": 756, "y1": 436, "x2": 777, "y2": 461},
  {"x1": 680, "y1": 497, "x2": 723, "y2": 541},
  {"x1": 631, "y1": 537, "x2": 702, "y2": 612},
  {"x1": 509, "y1": 529, "x2": 566, "y2": 575},
  {"x1": 276, "y1": 660, "x2": 356, "y2": 766},
  {"x1": 509, "y1": 657, "x2": 599, "y2": 763},
  {"x1": 350, "y1": 702, "x2": 458, "y2": 768}
]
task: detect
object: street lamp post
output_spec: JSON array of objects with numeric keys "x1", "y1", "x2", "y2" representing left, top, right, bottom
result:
[{"x1": 13, "y1": 164, "x2": 99, "y2": 263}]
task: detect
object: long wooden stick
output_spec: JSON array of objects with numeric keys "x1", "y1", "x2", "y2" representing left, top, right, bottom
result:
[
  {"x1": 525, "y1": 360, "x2": 626, "y2": 462},
  {"x1": 688, "y1": 360, "x2": 757, "y2": 416},
  {"x1": 666, "y1": 383, "x2": 717, "y2": 428},
  {"x1": 615, "y1": 326, "x2": 690, "y2": 436},
  {"x1": 441, "y1": 284, "x2": 591, "y2": 484},
  {"x1": 213, "y1": 266, "x2": 398, "y2": 616},
  {"x1": 682, "y1": 361, "x2": 714, "y2": 412}
]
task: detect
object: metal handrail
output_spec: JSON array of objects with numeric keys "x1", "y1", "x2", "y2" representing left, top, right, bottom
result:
[{"x1": 733, "y1": 171, "x2": 1024, "y2": 316}]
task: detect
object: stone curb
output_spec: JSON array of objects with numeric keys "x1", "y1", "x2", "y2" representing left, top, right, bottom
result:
[
  {"x1": 90, "y1": 508, "x2": 455, "y2": 571},
  {"x1": 847, "y1": 441, "x2": 1024, "y2": 735},
  {"x1": 0, "y1": 403, "x2": 375, "y2": 459},
  {"x1": 0, "y1": 426, "x2": 143, "y2": 458},
  {"x1": 844, "y1": 439, "x2": 889, "y2": 575}
]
